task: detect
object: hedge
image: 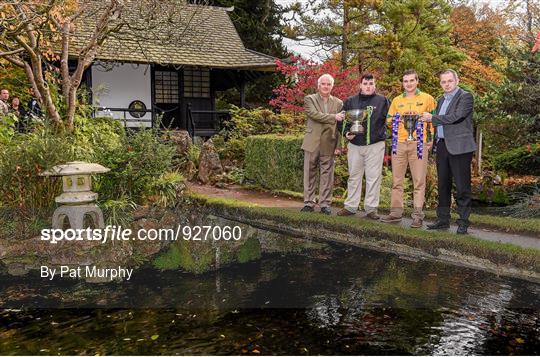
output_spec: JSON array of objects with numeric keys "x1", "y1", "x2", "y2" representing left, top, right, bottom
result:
[
  {"x1": 492, "y1": 143, "x2": 540, "y2": 175},
  {"x1": 244, "y1": 134, "x2": 304, "y2": 191}
]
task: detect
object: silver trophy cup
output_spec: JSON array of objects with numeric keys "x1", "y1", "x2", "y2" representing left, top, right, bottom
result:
[
  {"x1": 402, "y1": 113, "x2": 420, "y2": 141},
  {"x1": 345, "y1": 109, "x2": 367, "y2": 135}
]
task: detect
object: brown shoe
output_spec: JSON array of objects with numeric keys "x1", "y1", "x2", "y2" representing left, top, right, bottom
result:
[
  {"x1": 410, "y1": 218, "x2": 423, "y2": 228},
  {"x1": 365, "y1": 212, "x2": 380, "y2": 220},
  {"x1": 337, "y1": 208, "x2": 355, "y2": 216},
  {"x1": 380, "y1": 214, "x2": 402, "y2": 223}
]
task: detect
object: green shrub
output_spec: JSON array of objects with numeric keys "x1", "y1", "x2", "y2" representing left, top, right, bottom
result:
[
  {"x1": 93, "y1": 128, "x2": 176, "y2": 204},
  {"x1": 0, "y1": 113, "x2": 17, "y2": 144},
  {"x1": 73, "y1": 116, "x2": 125, "y2": 159},
  {"x1": 0, "y1": 117, "x2": 179, "y2": 213},
  {"x1": 492, "y1": 143, "x2": 540, "y2": 175},
  {"x1": 102, "y1": 197, "x2": 137, "y2": 227},
  {"x1": 0, "y1": 125, "x2": 77, "y2": 211},
  {"x1": 147, "y1": 171, "x2": 185, "y2": 208},
  {"x1": 213, "y1": 106, "x2": 305, "y2": 165},
  {"x1": 333, "y1": 154, "x2": 349, "y2": 193},
  {"x1": 244, "y1": 134, "x2": 304, "y2": 191}
]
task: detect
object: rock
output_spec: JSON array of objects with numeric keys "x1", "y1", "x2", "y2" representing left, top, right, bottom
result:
[
  {"x1": 159, "y1": 211, "x2": 177, "y2": 227},
  {"x1": 198, "y1": 139, "x2": 223, "y2": 184},
  {"x1": 132, "y1": 207, "x2": 151, "y2": 220},
  {"x1": 132, "y1": 218, "x2": 159, "y2": 232},
  {"x1": 163, "y1": 130, "x2": 192, "y2": 155}
]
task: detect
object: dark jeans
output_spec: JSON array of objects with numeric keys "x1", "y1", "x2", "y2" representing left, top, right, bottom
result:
[{"x1": 436, "y1": 139, "x2": 473, "y2": 226}]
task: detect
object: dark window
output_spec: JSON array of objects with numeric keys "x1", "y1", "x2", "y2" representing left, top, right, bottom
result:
[
  {"x1": 128, "y1": 100, "x2": 147, "y2": 118},
  {"x1": 155, "y1": 71, "x2": 179, "y2": 103},
  {"x1": 184, "y1": 68, "x2": 210, "y2": 98}
]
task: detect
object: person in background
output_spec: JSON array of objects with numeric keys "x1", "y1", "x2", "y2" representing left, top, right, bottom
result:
[
  {"x1": 301, "y1": 74, "x2": 345, "y2": 215},
  {"x1": 11, "y1": 96, "x2": 26, "y2": 117},
  {"x1": 0, "y1": 88, "x2": 10, "y2": 115},
  {"x1": 27, "y1": 87, "x2": 42, "y2": 118},
  {"x1": 11, "y1": 96, "x2": 28, "y2": 132}
]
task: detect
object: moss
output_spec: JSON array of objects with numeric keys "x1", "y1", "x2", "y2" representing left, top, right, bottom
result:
[
  {"x1": 273, "y1": 235, "x2": 327, "y2": 253},
  {"x1": 237, "y1": 237, "x2": 261, "y2": 263},
  {"x1": 187, "y1": 192, "x2": 540, "y2": 273},
  {"x1": 153, "y1": 240, "x2": 214, "y2": 274},
  {"x1": 153, "y1": 244, "x2": 183, "y2": 270}
]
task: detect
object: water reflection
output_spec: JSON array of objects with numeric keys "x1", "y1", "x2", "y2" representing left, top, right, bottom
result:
[{"x1": 0, "y1": 242, "x2": 538, "y2": 355}]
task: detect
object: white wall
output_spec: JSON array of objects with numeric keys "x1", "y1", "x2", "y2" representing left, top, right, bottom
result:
[{"x1": 91, "y1": 62, "x2": 152, "y2": 128}]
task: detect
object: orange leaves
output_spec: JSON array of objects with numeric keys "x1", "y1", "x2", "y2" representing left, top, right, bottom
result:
[{"x1": 450, "y1": 4, "x2": 506, "y2": 61}]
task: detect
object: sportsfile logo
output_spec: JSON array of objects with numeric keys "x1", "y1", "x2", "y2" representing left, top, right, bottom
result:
[{"x1": 40, "y1": 225, "x2": 242, "y2": 244}]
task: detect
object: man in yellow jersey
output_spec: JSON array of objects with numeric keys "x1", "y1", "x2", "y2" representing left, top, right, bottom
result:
[{"x1": 381, "y1": 70, "x2": 436, "y2": 228}]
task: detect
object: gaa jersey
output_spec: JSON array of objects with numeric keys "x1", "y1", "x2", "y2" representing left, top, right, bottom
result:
[{"x1": 387, "y1": 89, "x2": 436, "y2": 143}]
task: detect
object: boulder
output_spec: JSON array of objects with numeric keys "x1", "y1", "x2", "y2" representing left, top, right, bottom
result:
[
  {"x1": 163, "y1": 130, "x2": 192, "y2": 155},
  {"x1": 198, "y1": 139, "x2": 223, "y2": 184}
]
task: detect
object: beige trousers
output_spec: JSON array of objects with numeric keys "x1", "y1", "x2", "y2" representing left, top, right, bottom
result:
[
  {"x1": 390, "y1": 141, "x2": 429, "y2": 219},
  {"x1": 303, "y1": 148, "x2": 335, "y2": 208},
  {"x1": 344, "y1": 141, "x2": 385, "y2": 213}
]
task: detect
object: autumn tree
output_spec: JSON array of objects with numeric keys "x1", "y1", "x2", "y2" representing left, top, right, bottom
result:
[
  {"x1": 504, "y1": 0, "x2": 540, "y2": 44},
  {"x1": 269, "y1": 55, "x2": 360, "y2": 112},
  {"x1": 0, "y1": 0, "x2": 209, "y2": 130},
  {"x1": 449, "y1": 3, "x2": 510, "y2": 92}
]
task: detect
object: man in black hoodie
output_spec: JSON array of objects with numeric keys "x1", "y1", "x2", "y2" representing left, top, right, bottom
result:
[{"x1": 336, "y1": 73, "x2": 389, "y2": 219}]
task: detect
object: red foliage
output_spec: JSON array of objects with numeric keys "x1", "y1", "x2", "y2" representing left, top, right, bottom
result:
[
  {"x1": 533, "y1": 32, "x2": 540, "y2": 53},
  {"x1": 269, "y1": 56, "x2": 361, "y2": 112}
]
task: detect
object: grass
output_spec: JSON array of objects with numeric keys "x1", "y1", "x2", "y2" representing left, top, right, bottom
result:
[
  {"x1": 255, "y1": 187, "x2": 540, "y2": 236},
  {"x1": 187, "y1": 192, "x2": 540, "y2": 275}
]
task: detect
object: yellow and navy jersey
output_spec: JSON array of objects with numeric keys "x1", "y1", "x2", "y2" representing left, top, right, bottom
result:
[{"x1": 387, "y1": 89, "x2": 436, "y2": 143}]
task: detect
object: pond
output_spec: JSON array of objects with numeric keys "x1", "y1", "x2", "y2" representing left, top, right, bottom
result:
[{"x1": 0, "y1": 241, "x2": 538, "y2": 355}]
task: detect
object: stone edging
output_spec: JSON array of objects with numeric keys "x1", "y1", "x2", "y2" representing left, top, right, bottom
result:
[{"x1": 193, "y1": 195, "x2": 540, "y2": 284}]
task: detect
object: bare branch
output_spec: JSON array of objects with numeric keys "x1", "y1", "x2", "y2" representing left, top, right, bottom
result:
[{"x1": 0, "y1": 48, "x2": 25, "y2": 57}]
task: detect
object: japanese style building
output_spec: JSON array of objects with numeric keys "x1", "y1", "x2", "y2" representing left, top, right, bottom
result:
[{"x1": 72, "y1": 3, "x2": 276, "y2": 136}]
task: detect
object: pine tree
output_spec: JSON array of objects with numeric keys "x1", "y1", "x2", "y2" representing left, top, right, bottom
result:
[
  {"x1": 476, "y1": 47, "x2": 540, "y2": 153},
  {"x1": 370, "y1": 0, "x2": 464, "y2": 96},
  {"x1": 289, "y1": 0, "x2": 464, "y2": 96}
]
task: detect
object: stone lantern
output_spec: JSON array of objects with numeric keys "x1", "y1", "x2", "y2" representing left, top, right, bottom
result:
[{"x1": 41, "y1": 161, "x2": 110, "y2": 230}]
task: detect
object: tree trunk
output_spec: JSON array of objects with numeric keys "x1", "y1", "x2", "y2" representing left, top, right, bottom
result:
[
  {"x1": 341, "y1": 3, "x2": 350, "y2": 70},
  {"x1": 475, "y1": 129, "x2": 483, "y2": 176},
  {"x1": 23, "y1": 63, "x2": 62, "y2": 126},
  {"x1": 526, "y1": 0, "x2": 533, "y2": 37},
  {"x1": 66, "y1": 86, "x2": 78, "y2": 131}
]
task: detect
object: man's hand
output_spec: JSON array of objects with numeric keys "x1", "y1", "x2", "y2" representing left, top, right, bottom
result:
[
  {"x1": 420, "y1": 112, "x2": 432, "y2": 122},
  {"x1": 345, "y1": 132, "x2": 356, "y2": 141},
  {"x1": 335, "y1": 111, "x2": 345, "y2": 122}
]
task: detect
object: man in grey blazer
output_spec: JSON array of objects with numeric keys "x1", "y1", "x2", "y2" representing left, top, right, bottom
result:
[
  {"x1": 301, "y1": 74, "x2": 344, "y2": 214},
  {"x1": 421, "y1": 69, "x2": 476, "y2": 234}
]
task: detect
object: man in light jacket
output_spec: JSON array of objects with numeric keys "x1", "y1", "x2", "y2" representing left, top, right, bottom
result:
[{"x1": 301, "y1": 74, "x2": 344, "y2": 215}]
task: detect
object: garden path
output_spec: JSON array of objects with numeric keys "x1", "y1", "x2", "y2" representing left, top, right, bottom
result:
[{"x1": 189, "y1": 183, "x2": 540, "y2": 250}]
